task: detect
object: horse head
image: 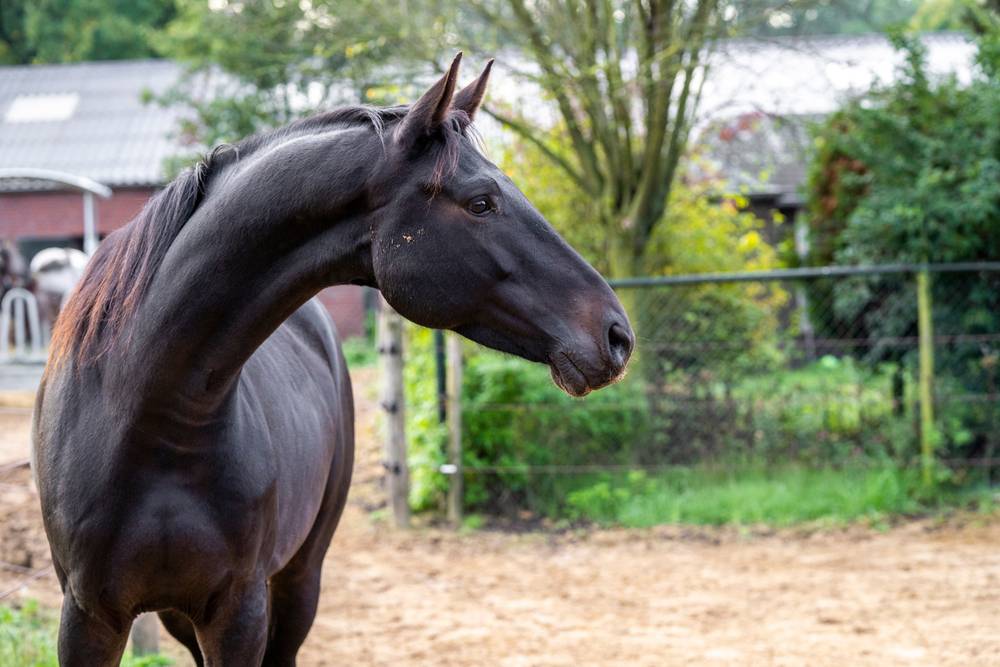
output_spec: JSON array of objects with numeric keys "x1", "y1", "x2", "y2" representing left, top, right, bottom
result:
[{"x1": 369, "y1": 55, "x2": 633, "y2": 396}]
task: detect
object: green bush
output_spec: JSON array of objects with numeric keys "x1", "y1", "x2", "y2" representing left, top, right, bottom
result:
[
  {"x1": 402, "y1": 327, "x2": 449, "y2": 512},
  {"x1": 732, "y1": 355, "x2": 913, "y2": 463},
  {"x1": 340, "y1": 335, "x2": 376, "y2": 368},
  {"x1": 803, "y1": 31, "x2": 1000, "y2": 460},
  {"x1": 806, "y1": 32, "x2": 1000, "y2": 268},
  {"x1": 405, "y1": 340, "x2": 997, "y2": 524},
  {"x1": 459, "y1": 353, "x2": 649, "y2": 514},
  {"x1": 0, "y1": 601, "x2": 172, "y2": 667},
  {"x1": 404, "y1": 328, "x2": 649, "y2": 515}
]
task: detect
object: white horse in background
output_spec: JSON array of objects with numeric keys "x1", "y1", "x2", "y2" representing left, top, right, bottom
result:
[{"x1": 30, "y1": 247, "x2": 89, "y2": 340}]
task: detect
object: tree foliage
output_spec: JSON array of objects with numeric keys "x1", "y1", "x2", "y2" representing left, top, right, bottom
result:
[
  {"x1": 0, "y1": 0, "x2": 176, "y2": 64},
  {"x1": 805, "y1": 22, "x2": 1000, "y2": 460},
  {"x1": 499, "y1": 127, "x2": 780, "y2": 274},
  {"x1": 153, "y1": 0, "x2": 742, "y2": 282},
  {"x1": 748, "y1": 0, "x2": 920, "y2": 36},
  {"x1": 155, "y1": 0, "x2": 394, "y2": 149},
  {"x1": 151, "y1": 0, "x2": 489, "y2": 168},
  {"x1": 464, "y1": 0, "x2": 729, "y2": 277},
  {"x1": 806, "y1": 31, "x2": 1000, "y2": 266}
]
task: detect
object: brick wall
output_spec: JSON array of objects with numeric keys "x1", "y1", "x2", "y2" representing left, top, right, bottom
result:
[
  {"x1": 0, "y1": 188, "x2": 151, "y2": 238},
  {"x1": 315, "y1": 285, "x2": 369, "y2": 339},
  {"x1": 0, "y1": 188, "x2": 369, "y2": 338}
]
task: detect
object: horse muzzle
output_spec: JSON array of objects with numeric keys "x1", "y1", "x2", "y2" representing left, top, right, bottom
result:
[{"x1": 548, "y1": 317, "x2": 634, "y2": 397}]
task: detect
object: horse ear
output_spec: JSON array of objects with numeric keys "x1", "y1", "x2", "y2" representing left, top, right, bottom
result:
[
  {"x1": 452, "y1": 59, "x2": 493, "y2": 121},
  {"x1": 396, "y1": 52, "x2": 462, "y2": 149}
]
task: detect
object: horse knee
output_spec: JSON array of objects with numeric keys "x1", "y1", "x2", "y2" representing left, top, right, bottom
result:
[{"x1": 58, "y1": 596, "x2": 129, "y2": 667}]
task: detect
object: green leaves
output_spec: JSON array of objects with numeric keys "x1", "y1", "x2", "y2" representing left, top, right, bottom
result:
[
  {"x1": 807, "y1": 32, "x2": 1000, "y2": 267},
  {"x1": 0, "y1": 0, "x2": 176, "y2": 65}
]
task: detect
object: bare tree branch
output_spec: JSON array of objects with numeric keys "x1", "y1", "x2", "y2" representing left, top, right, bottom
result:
[{"x1": 482, "y1": 106, "x2": 588, "y2": 189}]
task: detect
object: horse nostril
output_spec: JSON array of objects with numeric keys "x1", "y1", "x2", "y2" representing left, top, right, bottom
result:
[{"x1": 607, "y1": 322, "x2": 633, "y2": 368}]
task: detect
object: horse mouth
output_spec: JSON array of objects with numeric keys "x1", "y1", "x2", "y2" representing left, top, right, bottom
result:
[{"x1": 546, "y1": 351, "x2": 591, "y2": 397}]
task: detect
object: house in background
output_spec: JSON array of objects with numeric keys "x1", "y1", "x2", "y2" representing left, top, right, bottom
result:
[
  {"x1": 0, "y1": 59, "x2": 370, "y2": 338},
  {"x1": 695, "y1": 31, "x2": 976, "y2": 250}
]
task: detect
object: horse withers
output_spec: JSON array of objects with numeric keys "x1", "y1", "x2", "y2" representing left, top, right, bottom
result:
[{"x1": 34, "y1": 54, "x2": 633, "y2": 666}]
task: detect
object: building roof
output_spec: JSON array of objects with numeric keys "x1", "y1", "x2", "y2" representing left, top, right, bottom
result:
[
  {"x1": 0, "y1": 59, "x2": 185, "y2": 191},
  {"x1": 695, "y1": 32, "x2": 978, "y2": 201}
]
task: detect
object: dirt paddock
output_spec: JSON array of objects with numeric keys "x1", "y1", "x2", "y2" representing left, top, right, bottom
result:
[{"x1": 2, "y1": 371, "x2": 999, "y2": 666}]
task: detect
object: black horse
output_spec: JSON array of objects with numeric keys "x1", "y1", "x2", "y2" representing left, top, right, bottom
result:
[{"x1": 34, "y1": 55, "x2": 633, "y2": 666}]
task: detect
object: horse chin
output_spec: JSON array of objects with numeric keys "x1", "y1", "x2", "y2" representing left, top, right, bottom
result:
[{"x1": 548, "y1": 352, "x2": 593, "y2": 398}]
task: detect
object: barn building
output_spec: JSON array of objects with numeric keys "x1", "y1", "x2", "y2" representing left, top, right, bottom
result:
[{"x1": 0, "y1": 59, "x2": 369, "y2": 338}]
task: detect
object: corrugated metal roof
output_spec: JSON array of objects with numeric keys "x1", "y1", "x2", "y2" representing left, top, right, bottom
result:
[{"x1": 0, "y1": 59, "x2": 186, "y2": 191}]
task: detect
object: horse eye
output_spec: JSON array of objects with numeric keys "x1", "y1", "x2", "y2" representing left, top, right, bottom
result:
[{"x1": 467, "y1": 197, "x2": 494, "y2": 216}]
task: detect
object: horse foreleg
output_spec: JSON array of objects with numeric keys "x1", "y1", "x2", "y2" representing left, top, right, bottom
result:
[
  {"x1": 159, "y1": 609, "x2": 204, "y2": 667},
  {"x1": 194, "y1": 580, "x2": 269, "y2": 667},
  {"x1": 261, "y1": 565, "x2": 323, "y2": 666},
  {"x1": 57, "y1": 595, "x2": 129, "y2": 667}
]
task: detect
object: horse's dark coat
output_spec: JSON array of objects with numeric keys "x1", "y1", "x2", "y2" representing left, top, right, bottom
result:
[{"x1": 33, "y1": 56, "x2": 632, "y2": 666}]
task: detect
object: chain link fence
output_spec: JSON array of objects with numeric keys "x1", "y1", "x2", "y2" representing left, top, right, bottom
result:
[{"x1": 617, "y1": 263, "x2": 1000, "y2": 471}]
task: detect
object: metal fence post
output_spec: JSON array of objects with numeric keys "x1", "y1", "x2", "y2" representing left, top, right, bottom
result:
[
  {"x1": 377, "y1": 297, "x2": 410, "y2": 528},
  {"x1": 446, "y1": 333, "x2": 463, "y2": 527},
  {"x1": 0, "y1": 287, "x2": 43, "y2": 362},
  {"x1": 917, "y1": 268, "x2": 936, "y2": 485}
]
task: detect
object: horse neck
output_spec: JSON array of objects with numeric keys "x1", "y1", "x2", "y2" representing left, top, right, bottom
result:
[{"x1": 117, "y1": 126, "x2": 380, "y2": 418}]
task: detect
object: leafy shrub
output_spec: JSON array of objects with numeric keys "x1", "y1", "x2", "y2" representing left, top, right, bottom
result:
[
  {"x1": 459, "y1": 353, "x2": 649, "y2": 514},
  {"x1": 340, "y1": 335, "x2": 376, "y2": 368},
  {"x1": 806, "y1": 32, "x2": 1000, "y2": 268},
  {"x1": 0, "y1": 601, "x2": 172, "y2": 667},
  {"x1": 404, "y1": 328, "x2": 649, "y2": 515},
  {"x1": 402, "y1": 327, "x2": 449, "y2": 512},
  {"x1": 732, "y1": 356, "x2": 913, "y2": 463},
  {"x1": 804, "y1": 31, "x2": 1000, "y2": 461},
  {"x1": 405, "y1": 335, "x2": 995, "y2": 524}
]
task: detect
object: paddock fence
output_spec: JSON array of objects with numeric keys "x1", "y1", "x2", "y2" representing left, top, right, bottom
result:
[{"x1": 404, "y1": 263, "x2": 1000, "y2": 519}]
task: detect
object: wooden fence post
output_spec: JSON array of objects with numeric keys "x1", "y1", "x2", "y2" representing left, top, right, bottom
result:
[
  {"x1": 917, "y1": 268, "x2": 937, "y2": 486},
  {"x1": 378, "y1": 297, "x2": 410, "y2": 528},
  {"x1": 130, "y1": 613, "x2": 159, "y2": 656},
  {"x1": 446, "y1": 333, "x2": 463, "y2": 527}
]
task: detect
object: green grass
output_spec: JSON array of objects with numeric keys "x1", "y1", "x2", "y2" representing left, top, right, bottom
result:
[
  {"x1": 341, "y1": 336, "x2": 376, "y2": 367},
  {"x1": 557, "y1": 464, "x2": 998, "y2": 528},
  {"x1": 0, "y1": 601, "x2": 172, "y2": 667}
]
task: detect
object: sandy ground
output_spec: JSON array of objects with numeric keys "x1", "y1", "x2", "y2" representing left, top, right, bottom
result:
[{"x1": 1, "y1": 370, "x2": 999, "y2": 666}]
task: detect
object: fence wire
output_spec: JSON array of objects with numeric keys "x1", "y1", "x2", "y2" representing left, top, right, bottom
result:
[{"x1": 438, "y1": 264, "x2": 1000, "y2": 480}]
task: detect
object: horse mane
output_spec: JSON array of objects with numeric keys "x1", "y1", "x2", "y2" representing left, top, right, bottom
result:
[{"x1": 50, "y1": 104, "x2": 472, "y2": 367}]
